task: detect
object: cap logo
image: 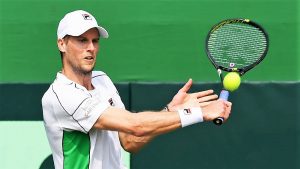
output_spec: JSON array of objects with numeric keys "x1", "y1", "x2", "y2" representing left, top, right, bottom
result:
[{"x1": 82, "y1": 14, "x2": 92, "y2": 20}]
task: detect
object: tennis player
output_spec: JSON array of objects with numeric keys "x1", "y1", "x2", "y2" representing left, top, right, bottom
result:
[{"x1": 42, "y1": 10, "x2": 232, "y2": 169}]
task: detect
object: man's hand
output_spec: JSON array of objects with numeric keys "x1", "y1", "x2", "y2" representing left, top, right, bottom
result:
[
  {"x1": 167, "y1": 79, "x2": 218, "y2": 111},
  {"x1": 201, "y1": 99, "x2": 232, "y2": 122}
]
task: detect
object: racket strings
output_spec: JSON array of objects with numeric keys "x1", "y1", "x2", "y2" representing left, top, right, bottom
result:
[{"x1": 207, "y1": 23, "x2": 267, "y2": 68}]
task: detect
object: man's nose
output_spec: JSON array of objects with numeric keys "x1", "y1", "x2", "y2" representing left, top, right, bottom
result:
[{"x1": 87, "y1": 41, "x2": 96, "y2": 51}]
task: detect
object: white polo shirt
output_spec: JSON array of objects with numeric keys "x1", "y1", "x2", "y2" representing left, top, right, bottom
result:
[{"x1": 42, "y1": 71, "x2": 127, "y2": 169}]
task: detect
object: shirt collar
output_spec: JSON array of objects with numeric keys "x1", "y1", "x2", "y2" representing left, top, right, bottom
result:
[{"x1": 55, "y1": 72, "x2": 88, "y2": 91}]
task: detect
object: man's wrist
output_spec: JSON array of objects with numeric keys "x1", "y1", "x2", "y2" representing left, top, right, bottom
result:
[
  {"x1": 178, "y1": 107, "x2": 203, "y2": 127},
  {"x1": 164, "y1": 103, "x2": 178, "y2": 112}
]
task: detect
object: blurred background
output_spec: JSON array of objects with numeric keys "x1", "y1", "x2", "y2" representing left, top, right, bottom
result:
[{"x1": 0, "y1": 0, "x2": 299, "y2": 168}]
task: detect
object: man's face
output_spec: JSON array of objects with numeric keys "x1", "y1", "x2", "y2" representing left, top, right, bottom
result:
[{"x1": 60, "y1": 28, "x2": 100, "y2": 75}]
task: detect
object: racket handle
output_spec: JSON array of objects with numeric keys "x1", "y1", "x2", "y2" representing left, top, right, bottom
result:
[
  {"x1": 213, "y1": 90, "x2": 229, "y2": 126},
  {"x1": 219, "y1": 90, "x2": 229, "y2": 100}
]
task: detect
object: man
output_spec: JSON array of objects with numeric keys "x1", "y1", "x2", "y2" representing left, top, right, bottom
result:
[{"x1": 42, "y1": 10, "x2": 232, "y2": 169}]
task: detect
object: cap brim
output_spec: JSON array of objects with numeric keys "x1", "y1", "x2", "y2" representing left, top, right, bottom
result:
[
  {"x1": 97, "y1": 26, "x2": 109, "y2": 38},
  {"x1": 58, "y1": 25, "x2": 109, "y2": 39}
]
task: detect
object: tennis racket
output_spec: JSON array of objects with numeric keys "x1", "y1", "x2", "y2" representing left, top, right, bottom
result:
[{"x1": 205, "y1": 18, "x2": 269, "y2": 125}]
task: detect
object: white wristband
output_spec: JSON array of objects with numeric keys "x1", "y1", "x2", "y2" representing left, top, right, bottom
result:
[{"x1": 178, "y1": 107, "x2": 203, "y2": 127}]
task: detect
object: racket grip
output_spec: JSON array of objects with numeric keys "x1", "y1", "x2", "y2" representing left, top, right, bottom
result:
[
  {"x1": 213, "y1": 90, "x2": 229, "y2": 126},
  {"x1": 219, "y1": 90, "x2": 229, "y2": 100}
]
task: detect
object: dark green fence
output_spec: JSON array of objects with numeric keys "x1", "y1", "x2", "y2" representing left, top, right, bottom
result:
[{"x1": 1, "y1": 82, "x2": 299, "y2": 169}]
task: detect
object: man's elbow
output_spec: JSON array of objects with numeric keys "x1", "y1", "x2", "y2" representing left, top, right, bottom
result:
[
  {"x1": 131, "y1": 129, "x2": 147, "y2": 137},
  {"x1": 122, "y1": 144, "x2": 141, "y2": 154}
]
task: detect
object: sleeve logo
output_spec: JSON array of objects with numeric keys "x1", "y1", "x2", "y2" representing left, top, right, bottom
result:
[{"x1": 108, "y1": 98, "x2": 115, "y2": 106}]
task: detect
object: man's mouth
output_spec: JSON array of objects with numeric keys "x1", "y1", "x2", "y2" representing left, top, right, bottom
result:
[{"x1": 84, "y1": 56, "x2": 94, "y2": 61}]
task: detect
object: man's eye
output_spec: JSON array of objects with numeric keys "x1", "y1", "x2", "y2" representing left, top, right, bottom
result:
[
  {"x1": 93, "y1": 39, "x2": 99, "y2": 43},
  {"x1": 78, "y1": 39, "x2": 87, "y2": 43}
]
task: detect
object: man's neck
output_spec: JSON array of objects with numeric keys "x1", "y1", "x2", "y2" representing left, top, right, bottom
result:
[{"x1": 61, "y1": 69, "x2": 94, "y2": 90}]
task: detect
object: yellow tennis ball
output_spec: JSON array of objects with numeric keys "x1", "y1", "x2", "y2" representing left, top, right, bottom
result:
[{"x1": 223, "y1": 72, "x2": 241, "y2": 92}]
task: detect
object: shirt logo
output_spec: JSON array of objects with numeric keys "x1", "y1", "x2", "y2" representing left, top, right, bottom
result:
[
  {"x1": 82, "y1": 14, "x2": 92, "y2": 20},
  {"x1": 108, "y1": 98, "x2": 115, "y2": 106}
]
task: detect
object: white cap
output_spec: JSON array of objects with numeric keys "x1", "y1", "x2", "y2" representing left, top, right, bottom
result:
[{"x1": 57, "y1": 10, "x2": 108, "y2": 39}]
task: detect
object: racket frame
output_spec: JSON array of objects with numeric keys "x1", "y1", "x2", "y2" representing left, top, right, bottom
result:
[{"x1": 205, "y1": 18, "x2": 269, "y2": 76}]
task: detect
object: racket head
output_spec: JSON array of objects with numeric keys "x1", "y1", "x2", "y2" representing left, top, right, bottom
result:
[{"x1": 205, "y1": 19, "x2": 269, "y2": 75}]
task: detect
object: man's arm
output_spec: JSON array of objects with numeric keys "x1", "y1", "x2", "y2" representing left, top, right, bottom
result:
[
  {"x1": 116, "y1": 79, "x2": 223, "y2": 153},
  {"x1": 92, "y1": 107, "x2": 181, "y2": 153},
  {"x1": 93, "y1": 79, "x2": 231, "y2": 153},
  {"x1": 93, "y1": 99, "x2": 231, "y2": 152},
  {"x1": 93, "y1": 107, "x2": 181, "y2": 137}
]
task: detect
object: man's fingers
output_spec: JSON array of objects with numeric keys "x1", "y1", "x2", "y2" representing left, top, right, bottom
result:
[
  {"x1": 179, "y1": 78, "x2": 193, "y2": 93},
  {"x1": 199, "y1": 101, "x2": 214, "y2": 107},
  {"x1": 221, "y1": 100, "x2": 232, "y2": 121},
  {"x1": 225, "y1": 101, "x2": 232, "y2": 107},
  {"x1": 197, "y1": 94, "x2": 218, "y2": 103},
  {"x1": 192, "y1": 89, "x2": 214, "y2": 98}
]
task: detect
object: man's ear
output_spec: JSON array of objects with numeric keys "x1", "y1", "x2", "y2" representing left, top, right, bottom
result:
[{"x1": 57, "y1": 39, "x2": 66, "y2": 52}]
